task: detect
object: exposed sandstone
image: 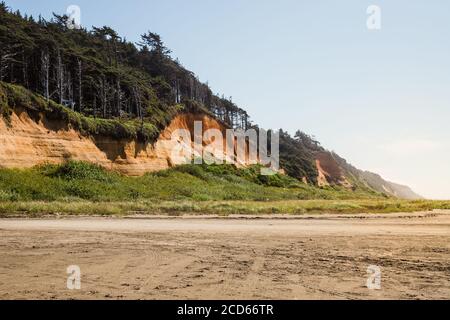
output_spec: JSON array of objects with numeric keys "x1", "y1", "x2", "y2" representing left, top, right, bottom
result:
[
  {"x1": 315, "y1": 152, "x2": 353, "y2": 189},
  {"x1": 0, "y1": 109, "x2": 353, "y2": 189},
  {"x1": 0, "y1": 110, "x2": 231, "y2": 176}
]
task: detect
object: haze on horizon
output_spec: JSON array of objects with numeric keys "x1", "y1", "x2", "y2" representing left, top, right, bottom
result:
[{"x1": 6, "y1": 0, "x2": 450, "y2": 199}]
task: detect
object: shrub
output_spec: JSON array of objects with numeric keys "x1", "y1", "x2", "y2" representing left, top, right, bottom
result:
[{"x1": 42, "y1": 161, "x2": 116, "y2": 182}]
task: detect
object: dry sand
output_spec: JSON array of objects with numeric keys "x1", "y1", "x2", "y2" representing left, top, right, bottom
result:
[{"x1": 0, "y1": 211, "x2": 449, "y2": 300}]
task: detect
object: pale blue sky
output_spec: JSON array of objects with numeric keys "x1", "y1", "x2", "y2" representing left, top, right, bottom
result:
[{"x1": 7, "y1": 0, "x2": 450, "y2": 199}]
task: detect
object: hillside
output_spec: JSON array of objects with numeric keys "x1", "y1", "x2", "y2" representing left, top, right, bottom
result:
[
  {"x1": 332, "y1": 153, "x2": 423, "y2": 200},
  {"x1": 0, "y1": 4, "x2": 422, "y2": 200}
]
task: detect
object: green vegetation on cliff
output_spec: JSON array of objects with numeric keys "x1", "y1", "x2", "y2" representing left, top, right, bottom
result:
[
  {"x1": 0, "y1": 4, "x2": 323, "y2": 183},
  {"x1": 0, "y1": 81, "x2": 173, "y2": 141},
  {"x1": 0, "y1": 161, "x2": 447, "y2": 217},
  {"x1": 0, "y1": 3, "x2": 247, "y2": 140},
  {"x1": 0, "y1": 4, "x2": 424, "y2": 202},
  {"x1": 0, "y1": 161, "x2": 382, "y2": 203}
]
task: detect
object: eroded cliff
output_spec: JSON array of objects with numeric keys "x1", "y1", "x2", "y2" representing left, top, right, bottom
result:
[
  {"x1": 0, "y1": 109, "x2": 230, "y2": 176},
  {"x1": 0, "y1": 108, "x2": 424, "y2": 199}
]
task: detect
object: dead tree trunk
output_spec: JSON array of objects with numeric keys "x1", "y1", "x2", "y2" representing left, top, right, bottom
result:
[
  {"x1": 67, "y1": 70, "x2": 73, "y2": 109},
  {"x1": 76, "y1": 58, "x2": 82, "y2": 111},
  {"x1": 40, "y1": 50, "x2": 50, "y2": 101},
  {"x1": 56, "y1": 49, "x2": 63, "y2": 104},
  {"x1": 132, "y1": 86, "x2": 142, "y2": 120},
  {"x1": 22, "y1": 50, "x2": 29, "y2": 88},
  {"x1": 100, "y1": 78, "x2": 106, "y2": 118},
  {"x1": 116, "y1": 77, "x2": 121, "y2": 116}
]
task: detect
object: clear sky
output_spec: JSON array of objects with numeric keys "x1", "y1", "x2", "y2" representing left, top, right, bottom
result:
[{"x1": 6, "y1": 0, "x2": 450, "y2": 199}]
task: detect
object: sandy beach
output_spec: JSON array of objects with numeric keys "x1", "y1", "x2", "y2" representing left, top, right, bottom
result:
[{"x1": 1, "y1": 212, "x2": 449, "y2": 300}]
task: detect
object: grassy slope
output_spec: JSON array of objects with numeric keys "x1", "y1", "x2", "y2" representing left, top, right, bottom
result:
[
  {"x1": 0, "y1": 161, "x2": 449, "y2": 216},
  {"x1": 0, "y1": 161, "x2": 383, "y2": 202}
]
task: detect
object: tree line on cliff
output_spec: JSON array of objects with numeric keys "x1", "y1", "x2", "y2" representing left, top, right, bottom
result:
[
  {"x1": 0, "y1": 3, "x2": 250, "y2": 129},
  {"x1": 0, "y1": 2, "x2": 322, "y2": 183}
]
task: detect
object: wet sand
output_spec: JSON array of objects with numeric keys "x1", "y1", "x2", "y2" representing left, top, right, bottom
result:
[{"x1": 0, "y1": 212, "x2": 449, "y2": 300}]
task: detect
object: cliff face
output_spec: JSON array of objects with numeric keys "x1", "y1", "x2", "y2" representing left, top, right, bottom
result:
[
  {"x1": 0, "y1": 108, "x2": 423, "y2": 199},
  {"x1": 0, "y1": 109, "x2": 231, "y2": 176},
  {"x1": 315, "y1": 152, "x2": 353, "y2": 189}
]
